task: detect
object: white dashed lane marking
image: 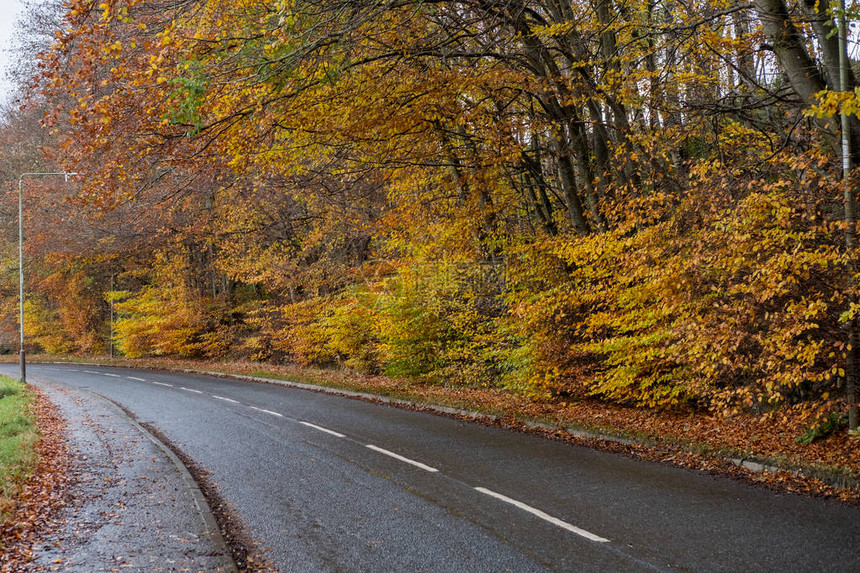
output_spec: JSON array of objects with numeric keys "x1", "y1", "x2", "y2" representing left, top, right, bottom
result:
[
  {"x1": 127, "y1": 376, "x2": 147, "y2": 381},
  {"x1": 365, "y1": 444, "x2": 439, "y2": 473},
  {"x1": 249, "y1": 406, "x2": 284, "y2": 418},
  {"x1": 298, "y1": 421, "x2": 345, "y2": 438},
  {"x1": 475, "y1": 487, "x2": 609, "y2": 543},
  {"x1": 212, "y1": 395, "x2": 240, "y2": 404},
  {"x1": 153, "y1": 382, "x2": 173, "y2": 387},
  {"x1": 180, "y1": 387, "x2": 204, "y2": 394}
]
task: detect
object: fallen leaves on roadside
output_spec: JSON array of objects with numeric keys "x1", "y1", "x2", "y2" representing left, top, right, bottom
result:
[{"x1": 0, "y1": 388, "x2": 71, "y2": 572}]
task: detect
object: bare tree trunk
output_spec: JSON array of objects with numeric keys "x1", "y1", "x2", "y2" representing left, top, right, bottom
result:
[
  {"x1": 836, "y1": 0, "x2": 859, "y2": 430},
  {"x1": 754, "y1": 0, "x2": 826, "y2": 103},
  {"x1": 568, "y1": 119, "x2": 607, "y2": 231},
  {"x1": 732, "y1": 5, "x2": 756, "y2": 93},
  {"x1": 522, "y1": 137, "x2": 558, "y2": 236},
  {"x1": 801, "y1": 0, "x2": 853, "y2": 91},
  {"x1": 551, "y1": 126, "x2": 591, "y2": 235}
]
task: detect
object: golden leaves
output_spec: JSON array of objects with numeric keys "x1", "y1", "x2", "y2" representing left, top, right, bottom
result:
[{"x1": 20, "y1": 0, "x2": 859, "y2": 434}]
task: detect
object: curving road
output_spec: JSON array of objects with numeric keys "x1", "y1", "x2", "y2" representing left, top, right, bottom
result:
[{"x1": 8, "y1": 363, "x2": 860, "y2": 572}]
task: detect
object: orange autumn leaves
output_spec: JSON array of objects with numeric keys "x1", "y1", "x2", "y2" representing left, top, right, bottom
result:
[{"x1": 0, "y1": 0, "x2": 851, "y2": 429}]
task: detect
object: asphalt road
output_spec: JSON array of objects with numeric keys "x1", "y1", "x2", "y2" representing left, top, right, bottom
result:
[{"x1": 8, "y1": 363, "x2": 860, "y2": 572}]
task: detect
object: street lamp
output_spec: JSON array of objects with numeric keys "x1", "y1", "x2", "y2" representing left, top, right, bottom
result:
[{"x1": 17, "y1": 172, "x2": 78, "y2": 383}]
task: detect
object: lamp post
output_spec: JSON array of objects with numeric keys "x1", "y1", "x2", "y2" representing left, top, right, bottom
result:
[{"x1": 17, "y1": 172, "x2": 78, "y2": 383}]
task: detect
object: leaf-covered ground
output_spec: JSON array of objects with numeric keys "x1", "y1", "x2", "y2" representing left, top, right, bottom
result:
[{"x1": 0, "y1": 387, "x2": 70, "y2": 572}]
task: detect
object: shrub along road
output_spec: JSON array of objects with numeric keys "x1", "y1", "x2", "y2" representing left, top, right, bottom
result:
[{"x1": 5, "y1": 363, "x2": 860, "y2": 572}]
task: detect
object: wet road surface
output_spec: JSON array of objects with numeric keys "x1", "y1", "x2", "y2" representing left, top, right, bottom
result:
[{"x1": 9, "y1": 363, "x2": 860, "y2": 572}]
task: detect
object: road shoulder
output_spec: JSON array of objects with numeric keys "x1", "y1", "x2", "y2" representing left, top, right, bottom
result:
[{"x1": 26, "y1": 378, "x2": 236, "y2": 572}]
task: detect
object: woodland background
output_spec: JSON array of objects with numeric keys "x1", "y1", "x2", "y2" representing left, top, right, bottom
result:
[{"x1": 1, "y1": 0, "x2": 860, "y2": 439}]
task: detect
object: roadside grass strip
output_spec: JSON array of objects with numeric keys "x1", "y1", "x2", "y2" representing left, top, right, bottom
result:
[{"x1": 0, "y1": 376, "x2": 39, "y2": 526}]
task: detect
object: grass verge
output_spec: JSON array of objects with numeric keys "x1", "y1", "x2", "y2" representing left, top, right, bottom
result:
[{"x1": 0, "y1": 376, "x2": 38, "y2": 526}]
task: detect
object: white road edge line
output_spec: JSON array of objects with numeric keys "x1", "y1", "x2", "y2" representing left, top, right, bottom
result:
[
  {"x1": 365, "y1": 445, "x2": 438, "y2": 473},
  {"x1": 298, "y1": 421, "x2": 345, "y2": 438},
  {"x1": 153, "y1": 382, "x2": 173, "y2": 387},
  {"x1": 127, "y1": 376, "x2": 147, "y2": 381},
  {"x1": 474, "y1": 487, "x2": 609, "y2": 543},
  {"x1": 249, "y1": 406, "x2": 284, "y2": 418},
  {"x1": 180, "y1": 387, "x2": 203, "y2": 394},
  {"x1": 212, "y1": 395, "x2": 240, "y2": 404}
]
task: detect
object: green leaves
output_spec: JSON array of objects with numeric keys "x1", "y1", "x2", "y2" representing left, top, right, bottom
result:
[
  {"x1": 165, "y1": 58, "x2": 209, "y2": 136},
  {"x1": 796, "y1": 411, "x2": 848, "y2": 444}
]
